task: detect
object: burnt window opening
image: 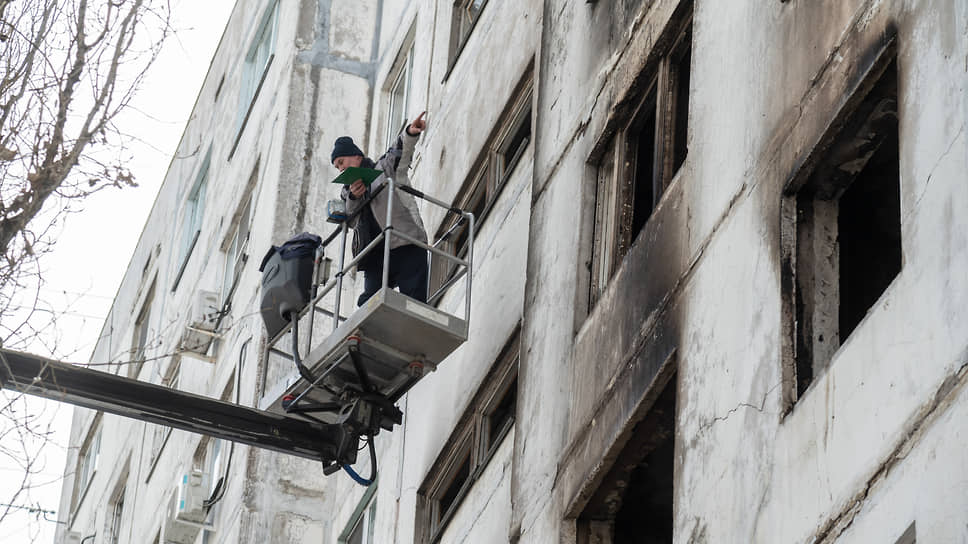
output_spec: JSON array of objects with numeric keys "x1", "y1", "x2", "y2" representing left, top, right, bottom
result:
[
  {"x1": 577, "y1": 375, "x2": 677, "y2": 544},
  {"x1": 588, "y1": 11, "x2": 692, "y2": 309},
  {"x1": 417, "y1": 330, "x2": 520, "y2": 543},
  {"x1": 782, "y1": 54, "x2": 901, "y2": 403}
]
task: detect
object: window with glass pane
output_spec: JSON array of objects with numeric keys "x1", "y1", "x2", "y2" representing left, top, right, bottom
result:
[
  {"x1": 72, "y1": 422, "x2": 101, "y2": 511},
  {"x1": 109, "y1": 490, "x2": 125, "y2": 544},
  {"x1": 175, "y1": 151, "x2": 211, "y2": 290},
  {"x1": 386, "y1": 46, "x2": 413, "y2": 149},
  {"x1": 449, "y1": 0, "x2": 488, "y2": 65},
  {"x1": 129, "y1": 280, "x2": 155, "y2": 378},
  {"x1": 222, "y1": 195, "x2": 251, "y2": 304},
  {"x1": 236, "y1": 1, "x2": 279, "y2": 133},
  {"x1": 340, "y1": 490, "x2": 377, "y2": 544},
  {"x1": 417, "y1": 329, "x2": 519, "y2": 543}
]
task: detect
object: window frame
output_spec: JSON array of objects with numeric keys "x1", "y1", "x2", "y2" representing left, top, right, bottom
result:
[
  {"x1": 384, "y1": 36, "x2": 415, "y2": 150},
  {"x1": 416, "y1": 330, "x2": 520, "y2": 543},
  {"x1": 145, "y1": 360, "x2": 181, "y2": 481},
  {"x1": 780, "y1": 44, "x2": 901, "y2": 410},
  {"x1": 446, "y1": 0, "x2": 489, "y2": 76},
  {"x1": 129, "y1": 279, "x2": 156, "y2": 379},
  {"x1": 70, "y1": 416, "x2": 102, "y2": 520},
  {"x1": 587, "y1": 11, "x2": 692, "y2": 310},
  {"x1": 429, "y1": 72, "x2": 533, "y2": 302},
  {"x1": 230, "y1": 0, "x2": 279, "y2": 157},
  {"x1": 221, "y1": 193, "x2": 252, "y2": 307},
  {"x1": 106, "y1": 481, "x2": 126, "y2": 544},
  {"x1": 338, "y1": 484, "x2": 378, "y2": 544},
  {"x1": 173, "y1": 150, "x2": 212, "y2": 291}
]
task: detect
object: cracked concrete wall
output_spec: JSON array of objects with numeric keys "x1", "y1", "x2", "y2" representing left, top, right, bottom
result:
[{"x1": 517, "y1": 0, "x2": 967, "y2": 543}]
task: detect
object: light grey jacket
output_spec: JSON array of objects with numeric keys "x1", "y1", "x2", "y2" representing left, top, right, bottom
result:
[{"x1": 341, "y1": 130, "x2": 428, "y2": 254}]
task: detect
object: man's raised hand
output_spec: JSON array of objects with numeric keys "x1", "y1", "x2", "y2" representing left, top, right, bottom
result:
[{"x1": 408, "y1": 111, "x2": 427, "y2": 135}]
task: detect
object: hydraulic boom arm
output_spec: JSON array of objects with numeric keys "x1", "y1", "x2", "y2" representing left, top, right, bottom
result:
[{"x1": 0, "y1": 348, "x2": 358, "y2": 466}]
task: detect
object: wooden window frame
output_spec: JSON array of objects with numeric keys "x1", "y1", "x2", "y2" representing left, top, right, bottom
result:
[
  {"x1": 588, "y1": 11, "x2": 692, "y2": 310},
  {"x1": 416, "y1": 330, "x2": 520, "y2": 543},
  {"x1": 446, "y1": 0, "x2": 489, "y2": 77},
  {"x1": 429, "y1": 71, "x2": 533, "y2": 303}
]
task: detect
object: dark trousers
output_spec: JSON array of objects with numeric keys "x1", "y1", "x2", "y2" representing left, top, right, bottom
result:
[{"x1": 357, "y1": 244, "x2": 429, "y2": 306}]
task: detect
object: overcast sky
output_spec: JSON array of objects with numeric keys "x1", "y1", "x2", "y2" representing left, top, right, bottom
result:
[{"x1": 1, "y1": 2, "x2": 236, "y2": 541}]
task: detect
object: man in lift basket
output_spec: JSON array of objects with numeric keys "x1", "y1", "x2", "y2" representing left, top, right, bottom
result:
[{"x1": 332, "y1": 112, "x2": 429, "y2": 306}]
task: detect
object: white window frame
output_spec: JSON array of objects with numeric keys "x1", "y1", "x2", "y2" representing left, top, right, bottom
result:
[
  {"x1": 339, "y1": 485, "x2": 378, "y2": 544},
  {"x1": 235, "y1": 1, "x2": 279, "y2": 140},
  {"x1": 71, "y1": 418, "x2": 102, "y2": 517},
  {"x1": 384, "y1": 41, "x2": 414, "y2": 149},
  {"x1": 173, "y1": 150, "x2": 212, "y2": 290},
  {"x1": 222, "y1": 194, "x2": 252, "y2": 306}
]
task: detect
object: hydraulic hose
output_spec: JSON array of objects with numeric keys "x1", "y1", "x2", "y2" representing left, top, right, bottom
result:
[{"x1": 342, "y1": 436, "x2": 378, "y2": 486}]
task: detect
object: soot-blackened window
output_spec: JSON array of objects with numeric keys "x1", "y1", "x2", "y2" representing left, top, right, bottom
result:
[
  {"x1": 588, "y1": 8, "x2": 692, "y2": 309},
  {"x1": 782, "y1": 48, "x2": 901, "y2": 404}
]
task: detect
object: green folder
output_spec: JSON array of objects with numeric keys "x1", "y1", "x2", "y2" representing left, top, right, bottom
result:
[{"x1": 332, "y1": 166, "x2": 383, "y2": 186}]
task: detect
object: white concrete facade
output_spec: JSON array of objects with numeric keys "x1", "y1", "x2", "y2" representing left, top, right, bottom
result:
[{"x1": 56, "y1": 1, "x2": 967, "y2": 543}]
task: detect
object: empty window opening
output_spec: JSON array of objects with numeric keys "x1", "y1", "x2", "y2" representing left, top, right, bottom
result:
[
  {"x1": 783, "y1": 54, "x2": 900, "y2": 402},
  {"x1": 630, "y1": 86, "x2": 659, "y2": 238},
  {"x1": 577, "y1": 376, "x2": 676, "y2": 544}
]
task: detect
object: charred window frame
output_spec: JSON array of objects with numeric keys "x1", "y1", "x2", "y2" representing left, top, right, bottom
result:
[
  {"x1": 588, "y1": 11, "x2": 692, "y2": 309},
  {"x1": 416, "y1": 330, "x2": 519, "y2": 543},
  {"x1": 447, "y1": 0, "x2": 488, "y2": 75},
  {"x1": 575, "y1": 371, "x2": 677, "y2": 544},
  {"x1": 429, "y1": 73, "x2": 533, "y2": 302},
  {"x1": 781, "y1": 44, "x2": 901, "y2": 409}
]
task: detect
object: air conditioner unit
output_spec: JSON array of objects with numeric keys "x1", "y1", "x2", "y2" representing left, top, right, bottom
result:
[
  {"x1": 178, "y1": 290, "x2": 219, "y2": 355},
  {"x1": 163, "y1": 470, "x2": 211, "y2": 544}
]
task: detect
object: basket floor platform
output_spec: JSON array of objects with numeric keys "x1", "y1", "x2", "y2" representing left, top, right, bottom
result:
[{"x1": 260, "y1": 287, "x2": 467, "y2": 422}]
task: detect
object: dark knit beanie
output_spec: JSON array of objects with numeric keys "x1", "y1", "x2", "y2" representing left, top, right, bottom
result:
[{"x1": 331, "y1": 136, "x2": 364, "y2": 164}]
